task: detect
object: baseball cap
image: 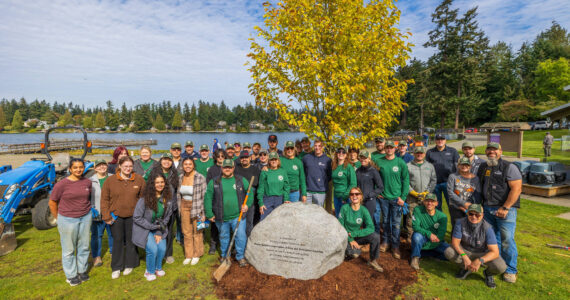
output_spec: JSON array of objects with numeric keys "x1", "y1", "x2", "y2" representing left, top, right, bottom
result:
[
  {"x1": 486, "y1": 142, "x2": 501, "y2": 150},
  {"x1": 243, "y1": 142, "x2": 251, "y2": 148},
  {"x1": 259, "y1": 148, "x2": 268, "y2": 154},
  {"x1": 414, "y1": 146, "x2": 426, "y2": 153},
  {"x1": 239, "y1": 150, "x2": 250, "y2": 158},
  {"x1": 424, "y1": 193, "x2": 437, "y2": 202},
  {"x1": 458, "y1": 156, "x2": 471, "y2": 165},
  {"x1": 170, "y1": 142, "x2": 182, "y2": 149},
  {"x1": 467, "y1": 204, "x2": 483, "y2": 214},
  {"x1": 285, "y1": 141, "x2": 295, "y2": 148},
  {"x1": 359, "y1": 150, "x2": 370, "y2": 158},
  {"x1": 268, "y1": 134, "x2": 278, "y2": 142},
  {"x1": 253, "y1": 142, "x2": 261, "y2": 147},
  {"x1": 374, "y1": 137, "x2": 385, "y2": 142},
  {"x1": 185, "y1": 141, "x2": 194, "y2": 147},
  {"x1": 94, "y1": 159, "x2": 107, "y2": 166},
  {"x1": 234, "y1": 141, "x2": 241, "y2": 146},
  {"x1": 462, "y1": 141, "x2": 474, "y2": 148},
  {"x1": 385, "y1": 140, "x2": 396, "y2": 147},
  {"x1": 301, "y1": 137, "x2": 310, "y2": 143},
  {"x1": 226, "y1": 144, "x2": 235, "y2": 150},
  {"x1": 435, "y1": 134, "x2": 446, "y2": 140},
  {"x1": 199, "y1": 144, "x2": 209, "y2": 151},
  {"x1": 162, "y1": 152, "x2": 173, "y2": 159},
  {"x1": 398, "y1": 140, "x2": 407, "y2": 146},
  {"x1": 268, "y1": 152, "x2": 280, "y2": 159},
  {"x1": 221, "y1": 159, "x2": 234, "y2": 168}
]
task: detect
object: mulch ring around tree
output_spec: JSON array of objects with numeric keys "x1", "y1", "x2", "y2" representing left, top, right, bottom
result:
[{"x1": 214, "y1": 245, "x2": 418, "y2": 300}]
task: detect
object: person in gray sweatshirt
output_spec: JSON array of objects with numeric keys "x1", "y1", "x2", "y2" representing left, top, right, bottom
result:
[{"x1": 447, "y1": 157, "x2": 482, "y2": 228}]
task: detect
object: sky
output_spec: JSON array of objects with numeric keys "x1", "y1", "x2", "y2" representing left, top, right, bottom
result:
[{"x1": 0, "y1": 0, "x2": 568, "y2": 108}]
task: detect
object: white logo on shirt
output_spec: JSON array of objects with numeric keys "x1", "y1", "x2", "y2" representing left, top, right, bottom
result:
[
  {"x1": 434, "y1": 223, "x2": 440, "y2": 229},
  {"x1": 292, "y1": 165, "x2": 298, "y2": 170},
  {"x1": 338, "y1": 171, "x2": 343, "y2": 177},
  {"x1": 233, "y1": 184, "x2": 236, "y2": 190},
  {"x1": 318, "y1": 162, "x2": 325, "y2": 166},
  {"x1": 392, "y1": 166, "x2": 399, "y2": 172},
  {"x1": 356, "y1": 218, "x2": 362, "y2": 224},
  {"x1": 278, "y1": 175, "x2": 284, "y2": 181}
]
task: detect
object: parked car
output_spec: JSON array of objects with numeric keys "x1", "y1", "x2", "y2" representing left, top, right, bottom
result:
[
  {"x1": 532, "y1": 120, "x2": 551, "y2": 130},
  {"x1": 392, "y1": 130, "x2": 416, "y2": 137},
  {"x1": 465, "y1": 128, "x2": 478, "y2": 133}
]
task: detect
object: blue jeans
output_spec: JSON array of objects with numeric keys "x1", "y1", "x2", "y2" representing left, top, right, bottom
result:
[
  {"x1": 484, "y1": 207, "x2": 518, "y2": 274},
  {"x1": 145, "y1": 232, "x2": 166, "y2": 273},
  {"x1": 333, "y1": 195, "x2": 347, "y2": 218},
  {"x1": 57, "y1": 213, "x2": 92, "y2": 279},
  {"x1": 307, "y1": 192, "x2": 326, "y2": 207},
  {"x1": 90, "y1": 221, "x2": 113, "y2": 258},
  {"x1": 434, "y1": 182, "x2": 449, "y2": 211},
  {"x1": 411, "y1": 232, "x2": 449, "y2": 259},
  {"x1": 260, "y1": 195, "x2": 283, "y2": 221},
  {"x1": 379, "y1": 198, "x2": 403, "y2": 248},
  {"x1": 289, "y1": 191, "x2": 300, "y2": 202},
  {"x1": 374, "y1": 199, "x2": 382, "y2": 233},
  {"x1": 216, "y1": 217, "x2": 247, "y2": 261}
]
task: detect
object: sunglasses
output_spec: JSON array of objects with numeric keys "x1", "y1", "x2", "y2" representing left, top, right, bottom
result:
[
  {"x1": 260, "y1": 153, "x2": 268, "y2": 156},
  {"x1": 337, "y1": 150, "x2": 346, "y2": 154},
  {"x1": 222, "y1": 166, "x2": 233, "y2": 169},
  {"x1": 468, "y1": 212, "x2": 481, "y2": 217},
  {"x1": 171, "y1": 148, "x2": 181, "y2": 151},
  {"x1": 349, "y1": 192, "x2": 361, "y2": 196}
]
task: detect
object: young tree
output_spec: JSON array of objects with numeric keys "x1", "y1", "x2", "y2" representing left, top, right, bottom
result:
[
  {"x1": 58, "y1": 110, "x2": 73, "y2": 127},
  {"x1": 82, "y1": 116, "x2": 94, "y2": 129},
  {"x1": 154, "y1": 113, "x2": 166, "y2": 130},
  {"x1": 533, "y1": 57, "x2": 570, "y2": 101},
  {"x1": 193, "y1": 119, "x2": 201, "y2": 132},
  {"x1": 171, "y1": 110, "x2": 183, "y2": 130},
  {"x1": 498, "y1": 100, "x2": 533, "y2": 122},
  {"x1": 94, "y1": 112, "x2": 106, "y2": 129},
  {"x1": 11, "y1": 109, "x2": 23, "y2": 130},
  {"x1": 248, "y1": 0, "x2": 411, "y2": 149},
  {"x1": 0, "y1": 106, "x2": 6, "y2": 128}
]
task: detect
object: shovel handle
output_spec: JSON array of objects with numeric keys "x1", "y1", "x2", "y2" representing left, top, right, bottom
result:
[{"x1": 237, "y1": 176, "x2": 255, "y2": 222}]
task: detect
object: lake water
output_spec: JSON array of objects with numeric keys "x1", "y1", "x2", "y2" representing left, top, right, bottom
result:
[{"x1": 0, "y1": 132, "x2": 307, "y2": 150}]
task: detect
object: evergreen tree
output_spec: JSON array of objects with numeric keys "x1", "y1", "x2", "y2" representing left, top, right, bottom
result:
[
  {"x1": 193, "y1": 119, "x2": 200, "y2": 131},
  {"x1": 154, "y1": 113, "x2": 166, "y2": 130},
  {"x1": 171, "y1": 110, "x2": 183, "y2": 130},
  {"x1": 11, "y1": 109, "x2": 23, "y2": 130},
  {"x1": 0, "y1": 106, "x2": 6, "y2": 128},
  {"x1": 119, "y1": 102, "x2": 131, "y2": 125},
  {"x1": 82, "y1": 116, "x2": 94, "y2": 129},
  {"x1": 132, "y1": 104, "x2": 153, "y2": 131}
]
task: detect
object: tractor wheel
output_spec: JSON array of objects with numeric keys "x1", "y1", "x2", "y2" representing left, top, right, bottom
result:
[{"x1": 32, "y1": 198, "x2": 57, "y2": 230}]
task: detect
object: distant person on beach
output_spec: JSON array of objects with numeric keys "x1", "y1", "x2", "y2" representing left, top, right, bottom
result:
[
  {"x1": 49, "y1": 158, "x2": 92, "y2": 286},
  {"x1": 133, "y1": 145, "x2": 157, "y2": 181},
  {"x1": 107, "y1": 146, "x2": 129, "y2": 174}
]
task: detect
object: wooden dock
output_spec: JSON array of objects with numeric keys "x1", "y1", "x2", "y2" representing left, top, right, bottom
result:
[
  {"x1": 0, "y1": 139, "x2": 157, "y2": 154},
  {"x1": 522, "y1": 183, "x2": 570, "y2": 198}
]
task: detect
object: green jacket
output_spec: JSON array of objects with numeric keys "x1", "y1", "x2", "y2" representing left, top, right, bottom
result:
[
  {"x1": 332, "y1": 163, "x2": 357, "y2": 199},
  {"x1": 257, "y1": 168, "x2": 290, "y2": 206},
  {"x1": 280, "y1": 156, "x2": 307, "y2": 196},
  {"x1": 377, "y1": 156, "x2": 410, "y2": 200},
  {"x1": 338, "y1": 204, "x2": 374, "y2": 242}
]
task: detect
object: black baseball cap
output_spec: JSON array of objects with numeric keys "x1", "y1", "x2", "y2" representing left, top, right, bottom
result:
[
  {"x1": 435, "y1": 134, "x2": 446, "y2": 140},
  {"x1": 239, "y1": 150, "x2": 250, "y2": 158},
  {"x1": 268, "y1": 134, "x2": 278, "y2": 142}
]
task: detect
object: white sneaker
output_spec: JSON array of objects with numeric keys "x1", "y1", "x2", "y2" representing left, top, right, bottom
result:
[
  {"x1": 123, "y1": 268, "x2": 133, "y2": 275},
  {"x1": 144, "y1": 272, "x2": 156, "y2": 281},
  {"x1": 191, "y1": 257, "x2": 200, "y2": 265},
  {"x1": 155, "y1": 269, "x2": 165, "y2": 277},
  {"x1": 111, "y1": 271, "x2": 120, "y2": 279},
  {"x1": 183, "y1": 258, "x2": 192, "y2": 265}
]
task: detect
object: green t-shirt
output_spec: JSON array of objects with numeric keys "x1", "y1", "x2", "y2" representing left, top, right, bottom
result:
[
  {"x1": 204, "y1": 177, "x2": 251, "y2": 221},
  {"x1": 332, "y1": 163, "x2": 357, "y2": 199},
  {"x1": 280, "y1": 156, "x2": 307, "y2": 196},
  {"x1": 351, "y1": 161, "x2": 361, "y2": 171},
  {"x1": 257, "y1": 168, "x2": 290, "y2": 206},
  {"x1": 98, "y1": 176, "x2": 108, "y2": 188},
  {"x1": 195, "y1": 158, "x2": 214, "y2": 177},
  {"x1": 297, "y1": 150, "x2": 312, "y2": 160},
  {"x1": 412, "y1": 205, "x2": 447, "y2": 250},
  {"x1": 376, "y1": 156, "x2": 410, "y2": 200},
  {"x1": 371, "y1": 151, "x2": 386, "y2": 166},
  {"x1": 338, "y1": 204, "x2": 374, "y2": 242},
  {"x1": 151, "y1": 198, "x2": 165, "y2": 223},
  {"x1": 140, "y1": 160, "x2": 154, "y2": 172}
]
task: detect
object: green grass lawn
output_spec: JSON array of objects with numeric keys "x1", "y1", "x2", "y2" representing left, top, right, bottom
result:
[
  {"x1": 1, "y1": 198, "x2": 568, "y2": 299},
  {"x1": 475, "y1": 129, "x2": 570, "y2": 165}
]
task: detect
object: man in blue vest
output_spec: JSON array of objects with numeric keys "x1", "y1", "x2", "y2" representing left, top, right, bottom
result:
[{"x1": 476, "y1": 142, "x2": 522, "y2": 284}]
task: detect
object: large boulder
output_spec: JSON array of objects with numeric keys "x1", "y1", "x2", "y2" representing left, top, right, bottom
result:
[{"x1": 245, "y1": 202, "x2": 347, "y2": 280}]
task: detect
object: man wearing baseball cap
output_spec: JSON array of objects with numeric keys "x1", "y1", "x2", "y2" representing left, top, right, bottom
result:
[
  {"x1": 426, "y1": 134, "x2": 460, "y2": 211},
  {"x1": 476, "y1": 142, "x2": 522, "y2": 283},
  {"x1": 234, "y1": 150, "x2": 261, "y2": 237},
  {"x1": 89, "y1": 159, "x2": 113, "y2": 267},
  {"x1": 195, "y1": 144, "x2": 214, "y2": 177},
  {"x1": 410, "y1": 193, "x2": 448, "y2": 270},
  {"x1": 170, "y1": 142, "x2": 183, "y2": 173},
  {"x1": 461, "y1": 141, "x2": 485, "y2": 175},
  {"x1": 371, "y1": 137, "x2": 386, "y2": 164},
  {"x1": 242, "y1": 142, "x2": 252, "y2": 152},
  {"x1": 298, "y1": 137, "x2": 312, "y2": 160},
  {"x1": 234, "y1": 142, "x2": 242, "y2": 154},
  {"x1": 226, "y1": 144, "x2": 236, "y2": 161},
  {"x1": 444, "y1": 204, "x2": 507, "y2": 288},
  {"x1": 182, "y1": 141, "x2": 199, "y2": 161},
  {"x1": 396, "y1": 140, "x2": 414, "y2": 163},
  {"x1": 204, "y1": 158, "x2": 251, "y2": 267},
  {"x1": 267, "y1": 135, "x2": 283, "y2": 156}
]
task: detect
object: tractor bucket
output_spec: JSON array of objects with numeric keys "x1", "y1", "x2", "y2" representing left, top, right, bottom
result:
[{"x1": 0, "y1": 223, "x2": 17, "y2": 256}]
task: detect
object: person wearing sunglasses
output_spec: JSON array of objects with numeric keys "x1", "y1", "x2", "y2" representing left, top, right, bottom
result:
[
  {"x1": 355, "y1": 150, "x2": 383, "y2": 231},
  {"x1": 169, "y1": 143, "x2": 183, "y2": 174},
  {"x1": 410, "y1": 193, "x2": 448, "y2": 271},
  {"x1": 205, "y1": 149, "x2": 227, "y2": 255},
  {"x1": 258, "y1": 152, "x2": 290, "y2": 221},
  {"x1": 338, "y1": 187, "x2": 383, "y2": 273},
  {"x1": 444, "y1": 204, "x2": 507, "y2": 289},
  {"x1": 255, "y1": 148, "x2": 269, "y2": 171},
  {"x1": 332, "y1": 147, "x2": 357, "y2": 218},
  {"x1": 280, "y1": 141, "x2": 307, "y2": 203},
  {"x1": 447, "y1": 157, "x2": 482, "y2": 230}
]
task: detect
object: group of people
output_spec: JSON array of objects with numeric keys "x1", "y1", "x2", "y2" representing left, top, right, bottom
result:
[{"x1": 49, "y1": 133, "x2": 522, "y2": 289}]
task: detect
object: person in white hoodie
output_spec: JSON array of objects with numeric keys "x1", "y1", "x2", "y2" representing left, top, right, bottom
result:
[{"x1": 89, "y1": 159, "x2": 113, "y2": 267}]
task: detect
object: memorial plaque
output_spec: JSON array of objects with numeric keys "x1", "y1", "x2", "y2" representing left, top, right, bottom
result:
[{"x1": 245, "y1": 202, "x2": 347, "y2": 280}]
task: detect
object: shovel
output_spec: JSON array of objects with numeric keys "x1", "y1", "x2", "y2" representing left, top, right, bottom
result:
[
  {"x1": 213, "y1": 176, "x2": 254, "y2": 282},
  {"x1": 0, "y1": 223, "x2": 17, "y2": 256}
]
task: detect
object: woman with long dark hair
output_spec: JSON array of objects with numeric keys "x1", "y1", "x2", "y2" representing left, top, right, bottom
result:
[
  {"x1": 332, "y1": 147, "x2": 357, "y2": 218},
  {"x1": 107, "y1": 146, "x2": 129, "y2": 174},
  {"x1": 132, "y1": 173, "x2": 176, "y2": 281}
]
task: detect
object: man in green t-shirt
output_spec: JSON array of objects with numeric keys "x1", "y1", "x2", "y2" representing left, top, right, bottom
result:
[
  {"x1": 410, "y1": 193, "x2": 449, "y2": 270},
  {"x1": 195, "y1": 144, "x2": 214, "y2": 177},
  {"x1": 204, "y1": 159, "x2": 251, "y2": 267},
  {"x1": 371, "y1": 137, "x2": 386, "y2": 164}
]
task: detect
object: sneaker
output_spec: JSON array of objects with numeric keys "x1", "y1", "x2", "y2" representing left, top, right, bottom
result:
[
  {"x1": 410, "y1": 257, "x2": 420, "y2": 270},
  {"x1": 368, "y1": 260, "x2": 384, "y2": 273},
  {"x1": 93, "y1": 256, "x2": 103, "y2": 267},
  {"x1": 379, "y1": 243, "x2": 389, "y2": 253},
  {"x1": 183, "y1": 258, "x2": 192, "y2": 265},
  {"x1": 455, "y1": 269, "x2": 472, "y2": 280},
  {"x1": 144, "y1": 272, "x2": 156, "y2": 281},
  {"x1": 123, "y1": 268, "x2": 133, "y2": 276},
  {"x1": 484, "y1": 270, "x2": 496, "y2": 289},
  {"x1": 166, "y1": 256, "x2": 175, "y2": 264},
  {"x1": 111, "y1": 270, "x2": 121, "y2": 279},
  {"x1": 238, "y1": 259, "x2": 248, "y2": 267},
  {"x1": 155, "y1": 269, "x2": 166, "y2": 277},
  {"x1": 208, "y1": 246, "x2": 217, "y2": 255},
  {"x1": 191, "y1": 257, "x2": 200, "y2": 265},
  {"x1": 392, "y1": 248, "x2": 401, "y2": 259},
  {"x1": 78, "y1": 272, "x2": 90, "y2": 282},
  {"x1": 503, "y1": 273, "x2": 517, "y2": 283},
  {"x1": 66, "y1": 276, "x2": 81, "y2": 286}
]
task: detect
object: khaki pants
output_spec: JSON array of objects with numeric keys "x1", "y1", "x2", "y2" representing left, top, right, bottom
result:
[
  {"x1": 444, "y1": 247, "x2": 507, "y2": 275},
  {"x1": 180, "y1": 200, "x2": 204, "y2": 259}
]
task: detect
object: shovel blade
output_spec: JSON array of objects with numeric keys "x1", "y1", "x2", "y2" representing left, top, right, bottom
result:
[
  {"x1": 0, "y1": 223, "x2": 17, "y2": 256},
  {"x1": 213, "y1": 259, "x2": 231, "y2": 282}
]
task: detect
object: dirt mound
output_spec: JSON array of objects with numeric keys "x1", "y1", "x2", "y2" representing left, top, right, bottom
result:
[{"x1": 214, "y1": 246, "x2": 417, "y2": 300}]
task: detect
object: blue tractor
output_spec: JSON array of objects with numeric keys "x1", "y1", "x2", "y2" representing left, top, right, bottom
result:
[{"x1": 0, "y1": 126, "x2": 93, "y2": 256}]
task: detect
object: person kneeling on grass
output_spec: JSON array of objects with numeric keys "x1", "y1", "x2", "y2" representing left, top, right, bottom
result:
[
  {"x1": 444, "y1": 204, "x2": 507, "y2": 289},
  {"x1": 132, "y1": 173, "x2": 176, "y2": 281},
  {"x1": 338, "y1": 187, "x2": 383, "y2": 273},
  {"x1": 410, "y1": 193, "x2": 449, "y2": 270}
]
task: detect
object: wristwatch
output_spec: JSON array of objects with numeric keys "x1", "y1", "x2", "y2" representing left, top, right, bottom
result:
[
  {"x1": 501, "y1": 206, "x2": 509, "y2": 211},
  {"x1": 479, "y1": 258, "x2": 485, "y2": 264}
]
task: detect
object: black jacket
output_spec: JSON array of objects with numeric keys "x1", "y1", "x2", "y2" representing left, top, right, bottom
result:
[{"x1": 356, "y1": 165, "x2": 384, "y2": 200}]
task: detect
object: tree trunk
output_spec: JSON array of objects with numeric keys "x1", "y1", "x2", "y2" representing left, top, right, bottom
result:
[
  {"x1": 401, "y1": 109, "x2": 407, "y2": 128},
  {"x1": 455, "y1": 105, "x2": 460, "y2": 132},
  {"x1": 420, "y1": 103, "x2": 424, "y2": 133},
  {"x1": 440, "y1": 109, "x2": 445, "y2": 129}
]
